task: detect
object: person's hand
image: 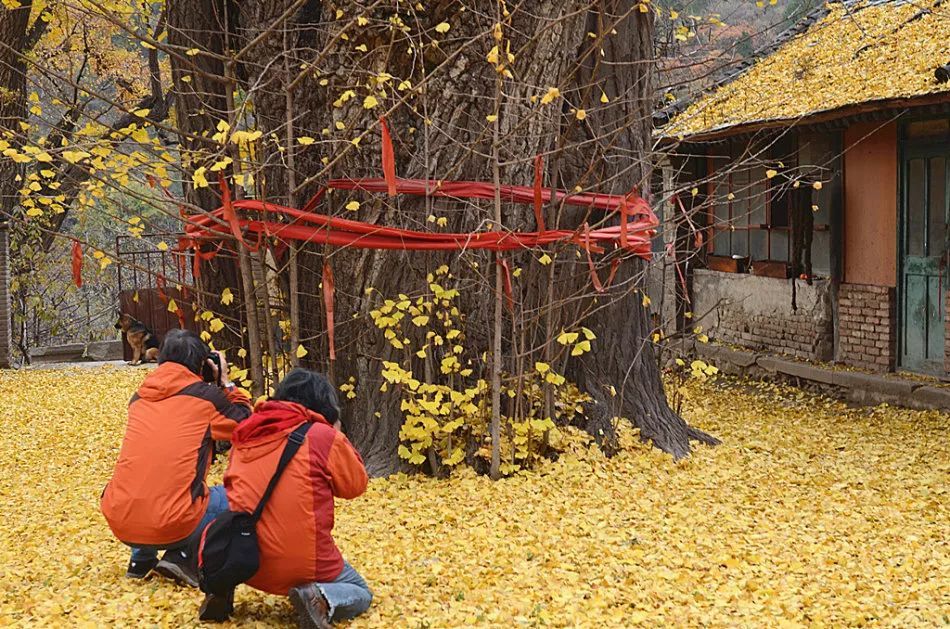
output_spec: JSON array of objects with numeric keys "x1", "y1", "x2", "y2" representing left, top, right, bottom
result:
[{"x1": 207, "y1": 353, "x2": 233, "y2": 388}]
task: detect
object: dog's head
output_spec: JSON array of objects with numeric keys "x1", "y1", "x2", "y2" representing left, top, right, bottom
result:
[{"x1": 115, "y1": 313, "x2": 136, "y2": 332}]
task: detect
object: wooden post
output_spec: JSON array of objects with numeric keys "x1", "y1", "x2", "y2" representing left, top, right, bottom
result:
[
  {"x1": 489, "y1": 73, "x2": 503, "y2": 480},
  {"x1": 284, "y1": 25, "x2": 301, "y2": 368}
]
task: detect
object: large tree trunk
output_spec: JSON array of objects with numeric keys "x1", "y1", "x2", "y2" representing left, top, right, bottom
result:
[
  {"x1": 231, "y1": 0, "x2": 717, "y2": 473},
  {"x1": 561, "y1": 2, "x2": 720, "y2": 457}
]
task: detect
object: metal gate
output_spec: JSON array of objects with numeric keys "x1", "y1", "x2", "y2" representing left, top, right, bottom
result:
[{"x1": 115, "y1": 233, "x2": 199, "y2": 361}]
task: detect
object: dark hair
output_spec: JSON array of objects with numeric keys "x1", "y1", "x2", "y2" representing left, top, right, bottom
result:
[
  {"x1": 159, "y1": 329, "x2": 211, "y2": 375},
  {"x1": 273, "y1": 368, "x2": 340, "y2": 423}
]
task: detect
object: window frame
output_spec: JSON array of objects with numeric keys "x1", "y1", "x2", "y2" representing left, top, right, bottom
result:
[{"x1": 704, "y1": 136, "x2": 834, "y2": 270}]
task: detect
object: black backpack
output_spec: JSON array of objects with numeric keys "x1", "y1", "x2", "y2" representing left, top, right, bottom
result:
[{"x1": 198, "y1": 422, "x2": 311, "y2": 595}]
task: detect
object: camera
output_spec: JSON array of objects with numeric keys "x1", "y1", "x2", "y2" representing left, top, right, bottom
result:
[{"x1": 202, "y1": 351, "x2": 223, "y2": 385}]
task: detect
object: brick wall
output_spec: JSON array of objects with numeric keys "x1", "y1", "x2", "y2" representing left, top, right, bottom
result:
[
  {"x1": 838, "y1": 283, "x2": 896, "y2": 372},
  {"x1": 0, "y1": 223, "x2": 10, "y2": 368},
  {"x1": 693, "y1": 270, "x2": 835, "y2": 361}
]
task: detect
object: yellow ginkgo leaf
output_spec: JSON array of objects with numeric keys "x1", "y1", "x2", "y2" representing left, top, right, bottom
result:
[
  {"x1": 363, "y1": 95, "x2": 379, "y2": 109},
  {"x1": 221, "y1": 287, "x2": 234, "y2": 305},
  {"x1": 556, "y1": 331, "x2": 578, "y2": 345},
  {"x1": 539, "y1": 87, "x2": 561, "y2": 105},
  {"x1": 297, "y1": 136, "x2": 316, "y2": 145},
  {"x1": 296, "y1": 344, "x2": 308, "y2": 358},
  {"x1": 156, "y1": 241, "x2": 168, "y2": 251},
  {"x1": 434, "y1": 22, "x2": 450, "y2": 33}
]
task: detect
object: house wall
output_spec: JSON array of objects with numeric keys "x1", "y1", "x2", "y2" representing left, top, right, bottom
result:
[
  {"x1": 837, "y1": 122, "x2": 900, "y2": 372},
  {"x1": 843, "y1": 122, "x2": 898, "y2": 287},
  {"x1": 693, "y1": 270, "x2": 835, "y2": 361}
]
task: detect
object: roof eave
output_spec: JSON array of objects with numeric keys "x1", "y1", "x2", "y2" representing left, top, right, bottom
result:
[{"x1": 659, "y1": 91, "x2": 950, "y2": 144}]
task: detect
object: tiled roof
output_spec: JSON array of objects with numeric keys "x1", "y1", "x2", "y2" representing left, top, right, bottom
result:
[{"x1": 662, "y1": 0, "x2": 950, "y2": 139}]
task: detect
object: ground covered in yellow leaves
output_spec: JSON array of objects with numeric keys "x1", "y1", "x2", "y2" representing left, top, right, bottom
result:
[{"x1": 0, "y1": 367, "x2": 947, "y2": 627}]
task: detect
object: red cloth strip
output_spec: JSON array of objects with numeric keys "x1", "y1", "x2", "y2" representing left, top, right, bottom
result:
[
  {"x1": 533, "y1": 155, "x2": 545, "y2": 233},
  {"x1": 497, "y1": 257, "x2": 514, "y2": 311},
  {"x1": 380, "y1": 118, "x2": 397, "y2": 197},
  {"x1": 322, "y1": 261, "x2": 336, "y2": 361},
  {"x1": 71, "y1": 240, "x2": 83, "y2": 288},
  {"x1": 328, "y1": 177, "x2": 655, "y2": 219}
]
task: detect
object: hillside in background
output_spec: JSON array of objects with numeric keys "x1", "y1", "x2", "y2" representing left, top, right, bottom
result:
[{"x1": 656, "y1": 0, "x2": 823, "y2": 102}]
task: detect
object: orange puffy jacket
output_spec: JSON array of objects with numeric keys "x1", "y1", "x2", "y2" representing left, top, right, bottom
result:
[
  {"x1": 224, "y1": 401, "x2": 368, "y2": 594},
  {"x1": 101, "y1": 362, "x2": 252, "y2": 546}
]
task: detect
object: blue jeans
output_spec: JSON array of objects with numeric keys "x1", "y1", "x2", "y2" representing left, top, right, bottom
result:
[
  {"x1": 130, "y1": 485, "x2": 228, "y2": 562},
  {"x1": 314, "y1": 561, "x2": 373, "y2": 622}
]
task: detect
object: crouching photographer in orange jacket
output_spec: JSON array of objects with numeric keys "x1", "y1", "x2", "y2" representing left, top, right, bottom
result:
[
  {"x1": 101, "y1": 329, "x2": 252, "y2": 585},
  {"x1": 203, "y1": 368, "x2": 371, "y2": 627}
]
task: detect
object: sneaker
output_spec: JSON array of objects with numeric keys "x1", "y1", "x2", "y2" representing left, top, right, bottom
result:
[
  {"x1": 198, "y1": 590, "x2": 234, "y2": 623},
  {"x1": 289, "y1": 583, "x2": 332, "y2": 629},
  {"x1": 154, "y1": 549, "x2": 199, "y2": 588},
  {"x1": 126, "y1": 556, "x2": 159, "y2": 579}
]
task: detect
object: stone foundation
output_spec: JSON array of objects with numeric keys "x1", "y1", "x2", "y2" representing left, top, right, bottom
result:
[{"x1": 693, "y1": 270, "x2": 834, "y2": 361}]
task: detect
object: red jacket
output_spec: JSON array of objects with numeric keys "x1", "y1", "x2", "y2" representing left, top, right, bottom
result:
[
  {"x1": 224, "y1": 401, "x2": 368, "y2": 594},
  {"x1": 101, "y1": 362, "x2": 252, "y2": 546}
]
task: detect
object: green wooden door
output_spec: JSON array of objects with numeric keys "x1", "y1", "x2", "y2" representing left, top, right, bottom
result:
[{"x1": 900, "y1": 144, "x2": 949, "y2": 374}]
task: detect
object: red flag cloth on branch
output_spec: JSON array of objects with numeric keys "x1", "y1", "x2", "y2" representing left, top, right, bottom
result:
[
  {"x1": 71, "y1": 240, "x2": 83, "y2": 288},
  {"x1": 156, "y1": 274, "x2": 168, "y2": 303},
  {"x1": 380, "y1": 118, "x2": 397, "y2": 197},
  {"x1": 533, "y1": 155, "x2": 545, "y2": 233},
  {"x1": 322, "y1": 262, "x2": 336, "y2": 361},
  {"x1": 497, "y1": 258, "x2": 514, "y2": 311}
]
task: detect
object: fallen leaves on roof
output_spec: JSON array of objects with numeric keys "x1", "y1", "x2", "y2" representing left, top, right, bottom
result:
[
  {"x1": 0, "y1": 367, "x2": 947, "y2": 626},
  {"x1": 665, "y1": 1, "x2": 950, "y2": 138}
]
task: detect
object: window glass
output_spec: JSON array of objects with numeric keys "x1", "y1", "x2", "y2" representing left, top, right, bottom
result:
[
  {"x1": 750, "y1": 229, "x2": 768, "y2": 260},
  {"x1": 732, "y1": 168, "x2": 751, "y2": 227},
  {"x1": 772, "y1": 230, "x2": 789, "y2": 262},
  {"x1": 907, "y1": 158, "x2": 926, "y2": 257},
  {"x1": 812, "y1": 231, "x2": 831, "y2": 276},
  {"x1": 732, "y1": 229, "x2": 749, "y2": 257},
  {"x1": 749, "y1": 167, "x2": 768, "y2": 225},
  {"x1": 928, "y1": 157, "x2": 946, "y2": 258},
  {"x1": 713, "y1": 230, "x2": 731, "y2": 256}
]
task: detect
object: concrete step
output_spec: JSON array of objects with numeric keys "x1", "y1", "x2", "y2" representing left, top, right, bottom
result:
[{"x1": 696, "y1": 343, "x2": 950, "y2": 412}]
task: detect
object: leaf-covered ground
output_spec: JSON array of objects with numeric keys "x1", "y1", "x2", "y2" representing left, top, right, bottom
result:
[{"x1": 0, "y1": 367, "x2": 947, "y2": 627}]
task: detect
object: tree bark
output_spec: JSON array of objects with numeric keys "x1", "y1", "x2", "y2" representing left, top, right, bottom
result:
[{"x1": 0, "y1": 2, "x2": 36, "y2": 368}]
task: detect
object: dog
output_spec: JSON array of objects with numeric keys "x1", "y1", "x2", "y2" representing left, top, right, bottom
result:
[{"x1": 115, "y1": 313, "x2": 160, "y2": 365}]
